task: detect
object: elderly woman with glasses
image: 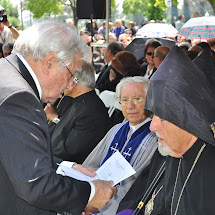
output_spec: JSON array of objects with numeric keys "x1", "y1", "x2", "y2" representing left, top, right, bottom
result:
[
  {"x1": 83, "y1": 76, "x2": 158, "y2": 215},
  {"x1": 140, "y1": 39, "x2": 162, "y2": 79}
]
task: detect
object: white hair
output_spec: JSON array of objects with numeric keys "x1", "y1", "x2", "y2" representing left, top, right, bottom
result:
[
  {"x1": 13, "y1": 20, "x2": 91, "y2": 67},
  {"x1": 115, "y1": 19, "x2": 122, "y2": 25},
  {"x1": 116, "y1": 76, "x2": 149, "y2": 99}
]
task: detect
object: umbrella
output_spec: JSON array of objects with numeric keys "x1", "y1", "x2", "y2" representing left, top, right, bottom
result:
[
  {"x1": 136, "y1": 23, "x2": 178, "y2": 38},
  {"x1": 125, "y1": 37, "x2": 176, "y2": 61},
  {"x1": 178, "y1": 16, "x2": 215, "y2": 40}
]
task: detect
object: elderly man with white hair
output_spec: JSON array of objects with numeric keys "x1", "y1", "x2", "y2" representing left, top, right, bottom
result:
[{"x1": 0, "y1": 20, "x2": 116, "y2": 215}]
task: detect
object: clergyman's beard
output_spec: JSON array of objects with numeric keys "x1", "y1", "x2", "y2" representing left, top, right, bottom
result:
[{"x1": 158, "y1": 142, "x2": 175, "y2": 157}]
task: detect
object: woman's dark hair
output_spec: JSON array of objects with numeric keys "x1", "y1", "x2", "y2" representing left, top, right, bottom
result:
[
  {"x1": 111, "y1": 51, "x2": 140, "y2": 76},
  {"x1": 143, "y1": 39, "x2": 162, "y2": 58}
]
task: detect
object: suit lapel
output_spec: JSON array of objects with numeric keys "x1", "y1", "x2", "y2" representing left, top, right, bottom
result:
[{"x1": 5, "y1": 54, "x2": 40, "y2": 100}]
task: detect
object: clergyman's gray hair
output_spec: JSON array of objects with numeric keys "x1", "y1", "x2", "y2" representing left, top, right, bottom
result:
[
  {"x1": 75, "y1": 61, "x2": 95, "y2": 88},
  {"x1": 13, "y1": 20, "x2": 91, "y2": 67},
  {"x1": 116, "y1": 76, "x2": 149, "y2": 99}
]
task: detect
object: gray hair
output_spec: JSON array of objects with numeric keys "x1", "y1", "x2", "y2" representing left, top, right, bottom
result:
[
  {"x1": 2, "y1": 42, "x2": 14, "y2": 51},
  {"x1": 75, "y1": 61, "x2": 95, "y2": 88},
  {"x1": 13, "y1": 20, "x2": 91, "y2": 67},
  {"x1": 116, "y1": 76, "x2": 149, "y2": 98}
]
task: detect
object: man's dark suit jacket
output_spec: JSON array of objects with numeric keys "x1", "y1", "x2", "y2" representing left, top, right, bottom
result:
[
  {"x1": 95, "y1": 64, "x2": 112, "y2": 92},
  {"x1": 95, "y1": 65, "x2": 124, "y2": 93},
  {"x1": 49, "y1": 90, "x2": 111, "y2": 163},
  {"x1": 0, "y1": 54, "x2": 91, "y2": 215}
]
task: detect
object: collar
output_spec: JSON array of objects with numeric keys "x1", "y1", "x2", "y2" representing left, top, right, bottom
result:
[
  {"x1": 72, "y1": 89, "x2": 95, "y2": 101},
  {"x1": 181, "y1": 138, "x2": 206, "y2": 161},
  {"x1": 129, "y1": 118, "x2": 151, "y2": 132},
  {"x1": 16, "y1": 53, "x2": 42, "y2": 100}
]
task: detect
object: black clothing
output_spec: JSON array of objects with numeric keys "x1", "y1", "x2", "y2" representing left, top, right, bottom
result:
[
  {"x1": 0, "y1": 54, "x2": 91, "y2": 215},
  {"x1": 119, "y1": 139, "x2": 215, "y2": 215},
  {"x1": 130, "y1": 27, "x2": 136, "y2": 36},
  {"x1": 117, "y1": 150, "x2": 165, "y2": 213},
  {"x1": 95, "y1": 65, "x2": 112, "y2": 92},
  {"x1": 49, "y1": 90, "x2": 111, "y2": 163}
]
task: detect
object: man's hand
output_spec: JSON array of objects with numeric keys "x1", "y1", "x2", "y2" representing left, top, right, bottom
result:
[
  {"x1": 72, "y1": 164, "x2": 96, "y2": 177},
  {"x1": 44, "y1": 103, "x2": 58, "y2": 121},
  {"x1": 82, "y1": 205, "x2": 99, "y2": 215},
  {"x1": 88, "y1": 180, "x2": 117, "y2": 209}
]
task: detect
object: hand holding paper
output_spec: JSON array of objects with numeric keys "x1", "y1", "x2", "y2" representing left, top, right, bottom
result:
[{"x1": 58, "y1": 151, "x2": 136, "y2": 186}]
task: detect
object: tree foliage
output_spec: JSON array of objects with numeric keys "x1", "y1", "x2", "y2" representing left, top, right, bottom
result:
[
  {"x1": 123, "y1": 0, "x2": 148, "y2": 16},
  {"x1": 25, "y1": 0, "x2": 63, "y2": 18},
  {"x1": 123, "y1": 0, "x2": 166, "y2": 21}
]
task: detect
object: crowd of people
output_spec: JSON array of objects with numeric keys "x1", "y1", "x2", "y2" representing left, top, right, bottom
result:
[{"x1": 1, "y1": 3, "x2": 215, "y2": 215}]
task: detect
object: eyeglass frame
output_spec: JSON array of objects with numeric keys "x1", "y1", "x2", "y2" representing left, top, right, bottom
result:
[
  {"x1": 119, "y1": 96, "x2": 145, "y2": 106},
  {"x1": 65, "y1": 66, "x2": 74, "y2": 77}
]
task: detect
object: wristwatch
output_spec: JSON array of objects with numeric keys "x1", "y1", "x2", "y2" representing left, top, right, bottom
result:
[{"x1": 52, "y1": 117, "x2": 60, "y2": 124}]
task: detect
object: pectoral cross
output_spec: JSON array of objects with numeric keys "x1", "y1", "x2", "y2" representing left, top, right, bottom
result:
[
  {"x1": 123, "y1": 147, "x2": 132, "y2": 159},
  {"x1": 110, "y1": 143, "x2": 118, "y2": 154}
]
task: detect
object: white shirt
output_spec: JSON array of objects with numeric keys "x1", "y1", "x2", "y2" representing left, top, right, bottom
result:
[
  {"x1": 143, "y1": 65, "x2": 154, "y2": 79},
  {"x1": 0, "y1": 26, "x2": 13, "y2": 44}
]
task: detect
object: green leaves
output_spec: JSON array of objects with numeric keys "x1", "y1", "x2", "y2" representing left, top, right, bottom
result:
[
  {"x1": 123, "y1": 0, "x2": 167, "y2": 21},
  {"x1": 26, "y1": 0, "x2": 63, "y2": 18}
]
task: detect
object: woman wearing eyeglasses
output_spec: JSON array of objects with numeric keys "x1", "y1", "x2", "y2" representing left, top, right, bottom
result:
[{"x1": 140, "y1": 39, "x2": 162, "y2": 79}]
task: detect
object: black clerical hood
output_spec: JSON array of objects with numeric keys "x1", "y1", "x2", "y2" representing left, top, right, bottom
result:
[
  {"x1": 145, "y1": 46, "x2": 215, "y2": 146},
  {"x1": 193, "y1": 47, "x2": 215, "y2": 87}
]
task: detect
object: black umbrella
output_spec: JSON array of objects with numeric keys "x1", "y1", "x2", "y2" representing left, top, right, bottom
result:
[{"x1": 125, "y1": 37, "x2": 176, "y2": 61}]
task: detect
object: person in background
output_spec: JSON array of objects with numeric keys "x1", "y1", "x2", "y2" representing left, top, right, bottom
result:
[
  {"x1": 65, "y1": 18, "x2": 75, "y2": 27},
  {"x1": 121, "y1": 19, "x2": 127, "y2": 29},
  {"x1": 178, "y1": 41, "x2": 191, "y2": 53},
  {"x1": 139, "y1": 39, "x2": 162, "y2": 79},
  {"x1": 2, "y1": 42, "x2": 13, "y2": 57},
  {"x1": 118, "y1": 33, "x2": 132, "y2": 48},
  {"x1": 0, "y1": 20, "x2": 116, "y2": 215},
  {"x1": 128, "y1": 21, "x2": 136, "y2": 36},
  {"x1": 0, "y1": 6, "x2": 17, "y2": 43},
  {"x1": 153, "y1": 46, "x2": 170, "y2": 69},
  {"x1": 175, "y1": 14, "x2": 185, "y2": 30},
  {"x1": 109, "y1": 32, "x2": 117, "y2": 43},
  {"x1": 208, "y1": 38, "x2": 215, "y2": 52},
  {"x1": 45, "y1": 62, "x2": 111, "y2": 164},
  {"x1": 98, "y1": 21, "x2": 106, "y2": 38},
  {"x1": 193, "y1": 11, "x2": 200, "y2": 17},
  {"x1": 95, "y1": 41, "x2": 123, "y2": 93},
  {"x1": 112, "y1": 19, "x2": 125, "y2": 39},
  {"x1": 109, "y1": 21, "x2": 114, "y2": 32}
]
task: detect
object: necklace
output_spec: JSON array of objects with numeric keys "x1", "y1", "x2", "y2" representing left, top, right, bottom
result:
[
  {"x1": 171, "y1": 143, "x2": 206, "y2": 215},
  {"x1": 145, "y1": 185, "x2": 163, "y2": 215}
]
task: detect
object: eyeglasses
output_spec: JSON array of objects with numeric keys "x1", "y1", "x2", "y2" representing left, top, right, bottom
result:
[
  {"x1": 146, "y1": 52, "x2": 153, "y2": 56},
  {"x1": 119, "y1": 96, "x2": 145, "y2": 106},
  {"x1": 65, "y1": 66, "x2": 73, "y2": 77}
]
